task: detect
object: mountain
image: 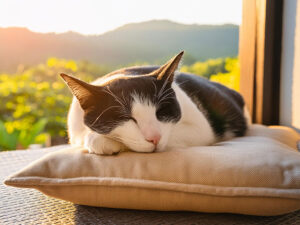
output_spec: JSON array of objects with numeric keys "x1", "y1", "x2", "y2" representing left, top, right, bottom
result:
[{"x1": 0, "y1": 20, "x2": 239, "y2": 72}]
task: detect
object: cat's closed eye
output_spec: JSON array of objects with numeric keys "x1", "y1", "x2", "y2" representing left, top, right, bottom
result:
[{"x1": 129, "y1": 117, "x2": 137, "y2": 123}]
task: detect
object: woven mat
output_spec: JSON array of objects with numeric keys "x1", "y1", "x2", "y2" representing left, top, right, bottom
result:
[{"x1": 0, "y1": 146, "x2": 299, "y2": 225}]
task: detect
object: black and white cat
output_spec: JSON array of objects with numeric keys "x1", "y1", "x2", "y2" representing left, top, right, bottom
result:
[{"x1": 61, "y1": 51, "x2": 250, "y2": 155}]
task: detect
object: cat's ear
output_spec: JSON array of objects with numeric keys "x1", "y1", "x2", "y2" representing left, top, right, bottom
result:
[
  {"x1": 60, "y1": 73, "x2": 101, "y2": 110},
  {"x1": 150, "y1": 51, "x2": 184, "y2": 82}
]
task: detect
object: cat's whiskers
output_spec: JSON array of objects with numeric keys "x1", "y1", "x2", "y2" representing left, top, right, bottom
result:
[
  {"x1": 90, "y1": 105, "x2": 121, "y2": 127},
  {"x1": 121, "y1": 91, "x2": 129, "y2": 108},
  {"x1": 160, "y1": 89, "x2": 173, "y2": 98},
  {"x1": 157, "y1": 76, "x2": 170, "y2": 100},
  {"x1": 177, "y1": 80, "x2": 189, "y2": 87},
  {"x1": 156, "y1": 80, "x2": 188, "y2": 103},
  {"x1": 158, "y1": 101, "x2": 173, "y2": 106},
  {"x1": 160, "y1": 86, "x2": 173, "y2": 96},
  {"x1": 103, "y1": 87, "x2": 128, "y2": 112},
  {"x1": 157, "y1": 87, "x2": 173, "y2": 102},
  {"x1": 151, "y1": 80, "x2": 158, "y2": 99},
  {"x1": 157, "y1": 90, "x2": 175, "y2": 105}
]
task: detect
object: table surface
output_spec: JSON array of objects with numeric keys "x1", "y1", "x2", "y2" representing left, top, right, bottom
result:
[{"x1": 1, "y1": 146, "x2": 300, "y2": 225}]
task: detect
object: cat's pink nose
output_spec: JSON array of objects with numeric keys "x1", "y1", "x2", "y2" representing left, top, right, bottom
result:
[{"x1": 146, "y1": 134, "x2": 161, "y2": 145}]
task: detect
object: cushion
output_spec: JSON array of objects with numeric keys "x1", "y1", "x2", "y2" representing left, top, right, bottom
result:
[{"x1": 4, "y1": 124, "x2": 300, "y2": 216}]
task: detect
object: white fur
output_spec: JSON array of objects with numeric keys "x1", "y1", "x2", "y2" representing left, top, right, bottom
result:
[
  {"x1": 68, "y1": 75, "x2": 216, "y2": 155},
  {"x1": 67, "y1": 98, "x2": 87, "y2": 146},
  {"x1": 167, "y1": 83, "x2": 215, "y2": 149}
]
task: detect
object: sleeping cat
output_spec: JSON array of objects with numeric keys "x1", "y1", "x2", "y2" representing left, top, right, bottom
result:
[{"x1": 61, "y1": 51, "x2": 250, "y2": 155}]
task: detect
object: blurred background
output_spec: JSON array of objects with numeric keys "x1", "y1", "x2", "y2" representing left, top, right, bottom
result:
[{"x1": 0, "y1": 0, "x2": 242, "y2": 150}]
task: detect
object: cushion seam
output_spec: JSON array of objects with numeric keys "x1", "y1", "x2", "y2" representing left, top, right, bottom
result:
[{"x1": 5, "y1": 176, "x2": 300, "y2": 199}]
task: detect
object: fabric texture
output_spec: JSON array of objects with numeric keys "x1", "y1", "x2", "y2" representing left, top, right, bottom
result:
[{"x1": 4, "y1": 124, "x2": 300, "y2": 216}]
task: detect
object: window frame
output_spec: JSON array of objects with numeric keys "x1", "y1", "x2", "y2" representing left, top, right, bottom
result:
[{"x1": 239, "y1": 0, "x2": 283, "y2": 125}]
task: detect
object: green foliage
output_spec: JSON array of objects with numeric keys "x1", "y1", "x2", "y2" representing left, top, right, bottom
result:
[
  {"x1": 209, "y1": 58, "x2": 240, "y2": 91},
  {"x1": 0, "y1": 119, "x2": 48, "y2": 150},
  {"x1": 18, "y1": 118, "x2": 48, "y2": 148},
  {"x1": 180, "y1": 57, "x2": 240, "y2": 91},
  {"x1": 0, "y1": 57, "x2": 240, "y2": 151},
  {"x1": 0, "y1": 58, "x2": 111, "y2": 151},
  {"x1": 181, "y1": 58, "x2": 226, "y2": 79},
  {"x1": 0, "y1": 120, "x2": 19, "y2": 150}
]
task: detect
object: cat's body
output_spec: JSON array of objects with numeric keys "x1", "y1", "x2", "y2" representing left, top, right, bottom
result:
[{"x1": 62, "y1": 52, "x2": 250, "y2": 155}]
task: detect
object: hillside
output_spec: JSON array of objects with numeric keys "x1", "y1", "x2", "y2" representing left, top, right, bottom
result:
[{"x1": 0, "y1": 20, "x2": 239, "y2": 72}]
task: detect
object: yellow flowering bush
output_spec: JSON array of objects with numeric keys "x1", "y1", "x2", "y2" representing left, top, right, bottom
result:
[
  {"x1": 181, "y1": 58, "x2": 226, "y2": 79},
  {"x1": 210, "y1": 58, "x2": 240, "y2": 91},
  {"x1": 180, "y1": 57, "x2": 240, "y2": 91},
  {"x1": 0, "y1": 58, "x2": 111, "y2": 150},
  {"x1": 0, "y1": 72, "x2": 71, "y2": 150}
]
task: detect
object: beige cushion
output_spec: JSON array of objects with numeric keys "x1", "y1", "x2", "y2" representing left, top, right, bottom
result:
[{"x1": 4, "y1": 124, "x2": 300, "y2": 216}]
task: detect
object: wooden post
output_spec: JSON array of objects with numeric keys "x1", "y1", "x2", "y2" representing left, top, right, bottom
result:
[
  {"x1": 239, "y1": 0, "x2": 256, "y2": 122},
  {"x1": 239, "y1": 0, "x2": 283, "y2": 125}
]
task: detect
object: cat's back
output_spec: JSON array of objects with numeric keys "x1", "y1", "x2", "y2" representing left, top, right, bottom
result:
[{"x1": 175, "y1": 73, "x2": 247, "y2": 138}]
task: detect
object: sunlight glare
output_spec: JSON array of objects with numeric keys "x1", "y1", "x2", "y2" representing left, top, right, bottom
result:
[{"x1": 0, "y1": 0, "x2": 242, "y2": 34}]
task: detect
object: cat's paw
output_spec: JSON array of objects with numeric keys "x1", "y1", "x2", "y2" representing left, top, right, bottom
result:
[{"x1": 84, "y1": 133, "x2": 123, "y2": 155}]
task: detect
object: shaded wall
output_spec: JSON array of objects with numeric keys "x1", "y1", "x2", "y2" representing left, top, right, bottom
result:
[{"x1": 280, "y1": 0, "x2": 300, "y2": 131}]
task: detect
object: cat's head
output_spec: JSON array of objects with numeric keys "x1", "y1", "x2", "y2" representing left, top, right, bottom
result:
[{"x1": 61, "y1": 51, "x2": 184, "y2": 152}]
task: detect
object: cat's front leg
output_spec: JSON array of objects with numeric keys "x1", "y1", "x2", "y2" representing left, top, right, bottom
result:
[{"x1": 84, "y1": 132, "x2": 124, "y2": 155}]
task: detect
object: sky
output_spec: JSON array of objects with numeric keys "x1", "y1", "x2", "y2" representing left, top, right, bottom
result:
[{"x1": 0, "y1": 0, "x2": 242, "y2": 35}]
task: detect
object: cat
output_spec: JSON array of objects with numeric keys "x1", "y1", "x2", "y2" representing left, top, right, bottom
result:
[{"x1": 61, "y1": 51, "x2": 250, "y2": 155}]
